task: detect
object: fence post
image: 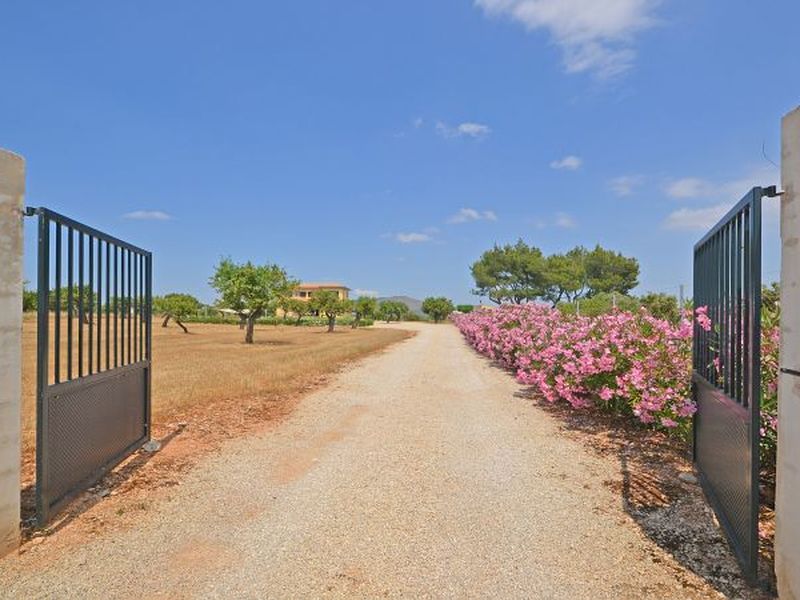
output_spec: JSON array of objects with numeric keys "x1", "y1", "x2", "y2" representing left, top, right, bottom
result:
[
  {"x1": 777, "y1": 106, "x2": 800, "y2": 598},
  {"x1": 0, "y1": 149, "x2": 25, "y2": 557}
]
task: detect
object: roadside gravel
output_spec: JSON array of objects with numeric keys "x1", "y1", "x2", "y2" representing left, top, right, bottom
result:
[{"x1": 0, "y1": 323, "x2": 721, "y2": 598}]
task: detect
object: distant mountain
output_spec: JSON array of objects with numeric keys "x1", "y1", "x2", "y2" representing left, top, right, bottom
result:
[{"x1": 378, "y1": 295, "x2": 424, "y2": 316}]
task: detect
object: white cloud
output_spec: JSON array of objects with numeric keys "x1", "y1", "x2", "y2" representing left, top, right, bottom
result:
[
  {"x1": 447, "y1": 208, "x2": 498, "y2": 224},
  {"x1": 122, "y1": 210, "x2": 172, "y2": 221},
  {"x1": 663, "y1": 165, "x2": 780, "y2": 231},
  {"x1": 354, "y1": 289, "x2": 379, "y2": 298},
  {"x1": 609, "y1": 174, "x2": 644, "y2": 196},
  {"x1": 412, "y1": 117, "x2": 424, "y2": 129},
  {"x1": 555, "y1": 212, "x2": 577, "y2": 228},
  {"x1": 531, "y1": 213, "x2": 577, "y2": 229},
  {"x1": 666, "y1": 167, "x2": 779, "y2": 200},
  {"x1": 663, "y1": 204, "x2": 729, "y2": 231},
  {"x1": 550, "y1": 155, "x2": 582, "y2": 170},
  {"x1": 393, "y1": 232, "x2": 432, "y2": 243},
  {"x1": 665, "y1": 177, "x2": 715, "y2": 199},
  {"x1": 475, "y1": 0, "x2": 660, "y2": 78},
  {"x1": 436, "y1": 121, "x2": 491, "y2": 139}
]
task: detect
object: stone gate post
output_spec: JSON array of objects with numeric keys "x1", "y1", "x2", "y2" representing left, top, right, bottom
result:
[
  {"x1": 777, "y1": 106, "x2": 800, "y2": 599},
  {"x1": 0, "y1": 149, "x2": 25, "y2": 557}
]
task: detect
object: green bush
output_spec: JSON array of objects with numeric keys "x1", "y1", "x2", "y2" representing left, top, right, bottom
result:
[
  {"x1": 180, "y1": 314, "x2": 373, "y2": 328},
  {"x1": 456, "y1": 304, "x2": 474, "y2": 313},
  {"x1": 558, "y1": 293, "x2": 639, "y2": 317}
]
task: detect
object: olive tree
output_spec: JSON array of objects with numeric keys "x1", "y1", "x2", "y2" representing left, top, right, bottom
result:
[
  {"x1": 154, "y1": 293, "x2": 202, "y2": 333},
  {"x1": 310, "y1": 290, "x2": 351, "y2": 332},
  {"x1": 285, "y1": 298, "x2": 312, "y2": 325},
  {"x1": 422, "y1": 296, "x2": 455, "y2": 324},
  {"x1": 210, "y1": 258, "x2": 296, "y2": 343},
  {"x1": 352, "y1": 296, "x2": 377, "y2": 328},
  {"x1": 378, "y1": 300, "x2": 408, "y2": 323}
]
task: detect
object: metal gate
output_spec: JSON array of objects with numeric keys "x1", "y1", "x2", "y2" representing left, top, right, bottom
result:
[
  {"x1": 692, "y1": 186, "x2": 775, "y2": 581},
  {"x1": 31, "y1": 207, "x2": 152, "y2": 524}
]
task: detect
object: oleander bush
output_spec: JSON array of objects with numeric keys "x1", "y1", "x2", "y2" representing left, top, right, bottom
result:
[{"x1": 453, "y1": 302, "x2": 779, "y2": 465}]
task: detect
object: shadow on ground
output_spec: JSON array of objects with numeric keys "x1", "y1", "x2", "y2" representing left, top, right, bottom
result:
[
  {"x1": 467, "y1": 347, "x2": 777, "y2": 599},
  {"x1": 509, "y1": 385, "x2": 777, "y2": 599},
  {"x1": 20, "y1": 424, "x2": 186, "y2": 540}
]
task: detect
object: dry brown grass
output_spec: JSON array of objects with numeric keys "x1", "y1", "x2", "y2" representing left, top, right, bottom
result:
[{"x1": 21, "y1": 315, "x2": 412, "y2": 460}]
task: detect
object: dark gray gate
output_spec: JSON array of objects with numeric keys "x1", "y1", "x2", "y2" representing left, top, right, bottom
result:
[
  {"x1": 692, "y1": 186, "x2": 776, "y2": 581},
  {"x1": 31, "y1": 207, "x2": 152, "y2": 524}
]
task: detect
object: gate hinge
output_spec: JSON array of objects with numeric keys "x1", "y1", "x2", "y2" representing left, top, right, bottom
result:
[
  {"x1": 763, "y1": 185, "x2": 784, "y2": 198},
  {"x1": 24, "y1": 207, "x2": 38, "y2": 217}
]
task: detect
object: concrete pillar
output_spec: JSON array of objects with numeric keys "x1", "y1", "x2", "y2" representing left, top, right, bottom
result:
[
  {"x1": 0, "y1": 149, "x2": 24, "y2": 557},
  {"x1": 777, "y1": 106, "x2": 800, "y2": 599}
]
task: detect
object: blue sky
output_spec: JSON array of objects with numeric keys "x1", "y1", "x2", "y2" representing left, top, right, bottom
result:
[{"x1": 3, "y1": 1, "x2": 798, "y2": 304}]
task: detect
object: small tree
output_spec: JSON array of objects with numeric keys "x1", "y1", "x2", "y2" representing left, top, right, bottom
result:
[
  {"x1": 352, "y1": 296, "x2": 378, "y2": 328},
  {"x1": 378, "y1": 300, "x2": 408, "y2": 323},
  {"x1": 286, "y1": 298, "x2": 311, "y2": 325},
  {"x1": 422, "y1": 296, "x2": 455, "y2": 324},
  {"x1": 310, "y1": 290, "x2": 351, "y2": 332},
  {"x1": 155, "y1": 293, "x2": 202, "y2": 333},
  {"x1": 455, "y1": 304, "x2": 474, "y2": 313},
  {"x1": 210, "y1": 258, "x2": 297, "y2": 343},
  {"x1": 639, "y1": 292, "x2": 680, "y2": 323},
  {"x1": 22, "y1": 282, "x2": 37, "y2": 312}
]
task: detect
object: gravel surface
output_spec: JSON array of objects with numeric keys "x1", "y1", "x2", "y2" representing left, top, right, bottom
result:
[{"x1": 0, "y1": 323, "x2": 722, "y2": 599}]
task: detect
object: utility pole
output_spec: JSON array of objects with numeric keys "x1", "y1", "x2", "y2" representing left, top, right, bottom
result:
[{"x1": 679, "y1": 284, "x2": 685, "y2": 310}]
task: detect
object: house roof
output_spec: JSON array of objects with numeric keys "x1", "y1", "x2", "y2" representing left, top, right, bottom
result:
[{"x1": 295, "y1": 282, "x2": 351, "y2": 290}]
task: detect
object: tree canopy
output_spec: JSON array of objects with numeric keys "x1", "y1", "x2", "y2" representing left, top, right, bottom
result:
[
  {"x1": 472, "y1": 242, "x2": 639, "y2": 306},
  {"x1": 154, "y1": 293, "x2": 202, "y2": 333},
  {"x1": 422, "y1": 296, "x2": 455, "y2": 323},
  {"x1": 378, "y1": 300, "x2": 409, "y2": 323},
  {"x1": 209, "y1": 258, "x2": 297, "y2": 343},
  {"x1": 470, "y1": 240, "x2": 548, "y2": 304},
  {"x1": 352, "y1": 296, "x2": 378, "y2": 328},
  {"x1": 309, "y1": 290, "x2": 352, "y2": 332}
]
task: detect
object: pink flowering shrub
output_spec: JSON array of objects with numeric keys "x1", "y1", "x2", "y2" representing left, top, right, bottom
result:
[
  {"x1": 760, "y1": 301, "x2": 780, "y2": 466},
  {"x1": 453, "y1": 304, "x2": 695, "y2": 435},
  {"x1": 454, "y1": 302, "x2": 780, "y2": 465}
]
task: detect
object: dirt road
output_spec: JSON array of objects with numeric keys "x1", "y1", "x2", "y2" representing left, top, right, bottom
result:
[{"x1": 0, "y1": 323, "x2": 719, "y2": 598}]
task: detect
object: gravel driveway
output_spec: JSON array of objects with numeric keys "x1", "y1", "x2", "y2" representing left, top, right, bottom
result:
[{"x1": 0, "y1": 323, "x2": 720, "y2": 599}]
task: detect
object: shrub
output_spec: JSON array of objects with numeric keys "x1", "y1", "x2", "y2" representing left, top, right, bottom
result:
[
  {"x1": 421, "y1": 296, "x2": 455, "y2": 323},
  {"x1": 454, "y1": 302, "x2": 780, "y2": 465},
  {"x1": 453, "y1": 304, "x2": 695, "y2": 434}
]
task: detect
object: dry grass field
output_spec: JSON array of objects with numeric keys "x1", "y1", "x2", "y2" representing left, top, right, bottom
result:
[{"x1": 20, "y1": 315, "x2": 412, "y2": 464}]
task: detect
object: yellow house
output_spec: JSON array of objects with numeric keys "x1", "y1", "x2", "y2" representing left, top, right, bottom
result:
[
  {"x1": 292, "y1": 282, "x2": 350, "y2": 302},
  {"x1": 277, "y1": 282, "x2": 351, "y2": 319}
]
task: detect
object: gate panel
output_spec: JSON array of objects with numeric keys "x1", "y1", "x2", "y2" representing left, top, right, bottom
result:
[
  {"x1": 692, "y1": 187, "x2": 766, "y2": 581},
  {"x1": 33, "y1": 207, "x2": 152, "y2": 524}
]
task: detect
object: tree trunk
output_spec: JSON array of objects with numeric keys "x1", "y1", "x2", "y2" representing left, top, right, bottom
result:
[
  {"x1": 327, "y1": 314, "x2": 335, "y2": 333},
  {"x1": 176, "y1": 318, "x2": 188, "y2": 334},
  {"x1": 162, "y1": 314, "x2": 171, "y2": 328},
  {"x1": 238, "y1": 312, "x2": 247, "y2": 330},
  {"x1": 351, "y1": 314, "x2": 360, "y2": 329},
  {"x1": 244, "y1": 309, "x2": 262, "y2": 343}
]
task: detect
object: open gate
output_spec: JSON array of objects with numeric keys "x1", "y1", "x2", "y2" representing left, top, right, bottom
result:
[
  {"x1": 692, "y1": 186, "x2": 777, "y2": 581},
  {"x1": 30, "y1": 207, "x2": 152, "y2": 524}
]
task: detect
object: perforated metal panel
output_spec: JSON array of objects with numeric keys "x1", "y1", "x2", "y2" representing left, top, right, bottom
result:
[
  {"x1": 43, "y1": 365, "x2": 148, "y2": 513},
  {"x1": 692, "y1": 187, "x2": 773, "y2": 582},
  {"x1": 33, "y1": 207, "x2": 152, "y2": 524}
]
